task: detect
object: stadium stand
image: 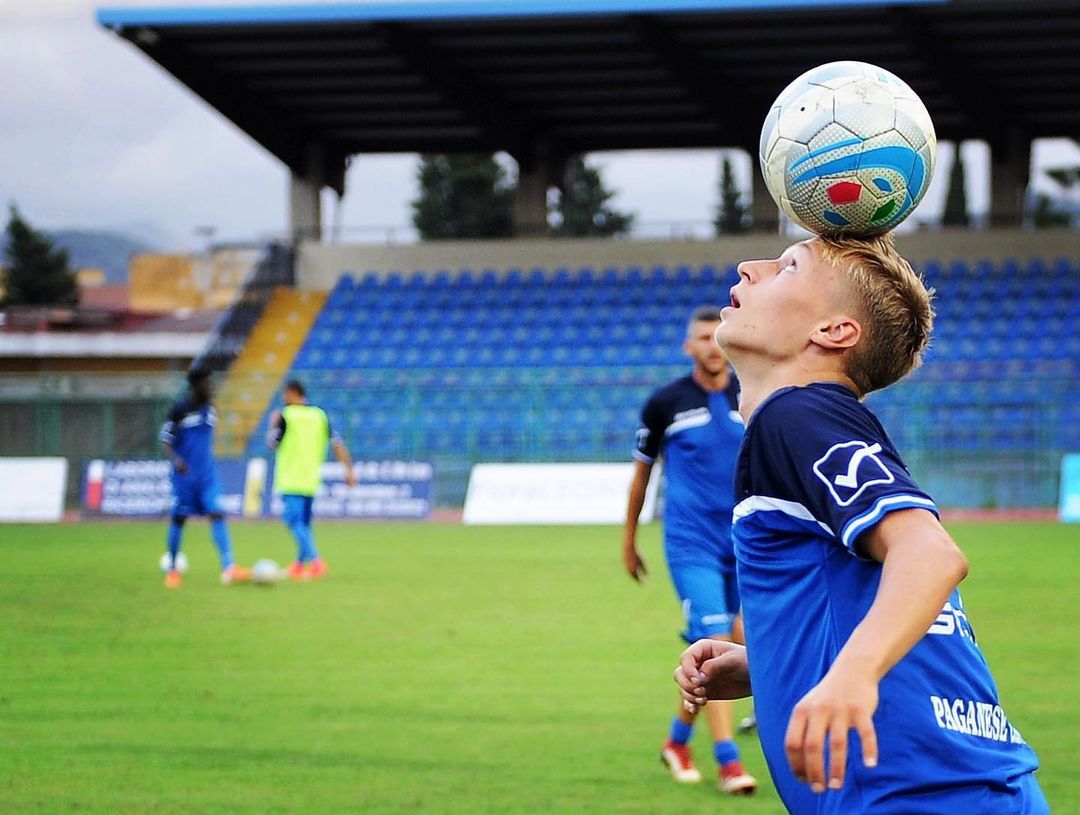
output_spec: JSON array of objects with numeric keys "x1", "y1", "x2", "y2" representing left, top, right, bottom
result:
[{"x1": 236, "y1": 257, "x2": 1078, "y2": 508}]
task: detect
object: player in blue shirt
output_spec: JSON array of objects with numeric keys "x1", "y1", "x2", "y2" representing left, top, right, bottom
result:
[
  {"x1": 675, "y1": 236, "x2": 1047, "y2": 813},
  {"x1": 160, "y1": 368, "x2": 250, "y2": 588},
  {"x1": 622, "y1": 306, "x2": 757, "y2": 795}
]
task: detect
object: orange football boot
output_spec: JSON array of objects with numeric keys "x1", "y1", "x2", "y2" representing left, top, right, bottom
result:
[
  {"x1": 164, "y1": 570, "x2": 182, "y2": 589},
  {"x1": 220, "y1": 564, "x2": 252, "y2": 585}
]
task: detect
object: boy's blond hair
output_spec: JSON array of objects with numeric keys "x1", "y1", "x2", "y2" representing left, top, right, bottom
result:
[{"x1": 817, "y1": 234, "x2": 934, "y2": 396}]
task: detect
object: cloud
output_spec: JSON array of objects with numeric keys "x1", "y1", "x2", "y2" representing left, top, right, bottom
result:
[
  {"x1": 0, "y1": 1, "x2": 1075, "y2": 247},
  {"x1": 0, "y1": 0, "x2": 286, "y2": 245}
]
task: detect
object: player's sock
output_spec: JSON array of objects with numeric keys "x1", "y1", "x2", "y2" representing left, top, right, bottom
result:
[
  {"x1": 211, "y1": 518, "x2": 234, "y2": 569},
  {"x1": 669, "y1": 718, "x2": 694, "y2": 746},
  {"x1": 301, "y1": 523, "x2": 319, "y2": 562},
  {"x1": 166, "y1": 522, "x2": 183, "y2": 569},
  {"x1": 714, "y1": 739, "x2": 740, "y2": 767},
  {"x1": 288, "y1": 519, "x2": 309, "y2": 562}
]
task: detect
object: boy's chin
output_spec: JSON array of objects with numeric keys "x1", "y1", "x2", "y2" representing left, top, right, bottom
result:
[
  {"x1": 714, "y1": 324, "x2": 743, "y2": 352},
  {"x1": 715, "y1": 331, "x2": 768, "y2": 359}
]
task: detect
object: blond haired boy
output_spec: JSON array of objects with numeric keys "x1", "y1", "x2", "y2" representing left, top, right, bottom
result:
[{"x1": 675, "y1": 236, "x2": 1047, "y2": 814}]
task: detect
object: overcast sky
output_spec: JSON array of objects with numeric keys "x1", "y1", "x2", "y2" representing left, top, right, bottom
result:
[{"x1": 1, "y1": 0, "x2": 1077, "y2": 249}]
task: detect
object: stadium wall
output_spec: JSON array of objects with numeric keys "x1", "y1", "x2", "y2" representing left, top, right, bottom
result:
[{"x1": 296, "y1": 228, "x2": 1079, "y2": 289}]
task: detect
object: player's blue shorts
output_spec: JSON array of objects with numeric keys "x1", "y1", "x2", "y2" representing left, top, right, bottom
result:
[
  {"x1": 171, "y1": 475, "x2": 223, "y2": 518},
  {"x1": 281, "y1": 494, "x2": 314, "y2": 526},
  {"x1": 665, "y1": 529, "x2": 740, "y2": 642},
  {"x1": 668, "y1": 560, "x2": 740, "y2": 642}
]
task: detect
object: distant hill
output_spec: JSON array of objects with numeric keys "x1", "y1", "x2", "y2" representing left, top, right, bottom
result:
[
  {"x1": 0, "y1": 229, "x2": 155, "y2": 285},
  {"x1": 48, "y1": 230, "x2": 155, "y2": 284}
]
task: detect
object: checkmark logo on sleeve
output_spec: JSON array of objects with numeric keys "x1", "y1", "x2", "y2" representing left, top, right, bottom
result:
[
  {"x1": 813, "y1": 440, "x2": 895, "y2": 506},
  {"x1": 833, "y1": 443, "x2": 883, "y2": 488}
]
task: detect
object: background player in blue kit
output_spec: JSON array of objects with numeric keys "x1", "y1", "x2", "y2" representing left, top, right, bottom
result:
[
  {"x1": 675, "y1": 236, "x2": 1048, "y2": 814},
  {"x1": 160, "y1": 368, "x2": 250, "y2": 588},
  {"x1": 622, "y1": 306, "x2": 757, "y2": 796}
]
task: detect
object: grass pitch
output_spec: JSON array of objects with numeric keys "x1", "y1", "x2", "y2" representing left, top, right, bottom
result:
[{"x1": 1, "y1": 521, "x2": 1075, "y2": 813}]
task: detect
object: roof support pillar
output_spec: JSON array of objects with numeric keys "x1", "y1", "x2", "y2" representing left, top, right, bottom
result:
[
  {"x1": 514, "y1": 167, "x2": 548, "y2": 238},
  {"x1": 989, "y1": 131, "x2": 1032, "y2": 228},
  {"x1": 513, "y1": 143, "x2": 564, "y2": 238},
  {"x1": 289, "y1": 172, "x2": 322, "y2": 243},
  {"x1": 290, "y1": 141, "x2": 324, "y2": 243}
]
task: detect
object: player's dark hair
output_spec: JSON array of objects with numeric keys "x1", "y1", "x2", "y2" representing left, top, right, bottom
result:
[
  {"x1": 187, "y1": 368, "x2": 211, "y2": 388},
  {"x1": 284, "y1": 379, "x2": 306, "y2": 397},
  {"x1": 689, "y1": 305, "x2": 725, "y2": 324}
]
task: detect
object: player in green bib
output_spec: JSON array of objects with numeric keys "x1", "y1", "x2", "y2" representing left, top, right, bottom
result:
[{"x1": 267, "y1": 379, "x2": 355, "y2": 579}]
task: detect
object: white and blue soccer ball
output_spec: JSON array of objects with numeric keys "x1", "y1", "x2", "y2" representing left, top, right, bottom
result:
[
  {"x1": 760, "y1": 61, "x2": 937, "y2": 237},
  {"x1": 159, "y1": 552, "x2": 189, "y2": 574},
  {"x1": 251, "y1": 559, "x2": 284, "y2": 586}
]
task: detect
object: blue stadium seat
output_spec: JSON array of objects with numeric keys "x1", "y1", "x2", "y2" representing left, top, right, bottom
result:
[{"x1": 248, "y1": 259, "x2": 1076, "y2": 490}]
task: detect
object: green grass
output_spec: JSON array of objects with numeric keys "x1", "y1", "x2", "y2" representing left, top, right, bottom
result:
[{"x1": 0, "y1": 521, "x2": 1075, "y2": 813}]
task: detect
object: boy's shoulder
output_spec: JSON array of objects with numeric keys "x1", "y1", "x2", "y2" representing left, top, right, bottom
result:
[
  {"x1": 745, "y1": 382, "x2": 900, "y2": 495},
  {"x1": 752, "y1": 382, "x2": 871, "y2": 435}
]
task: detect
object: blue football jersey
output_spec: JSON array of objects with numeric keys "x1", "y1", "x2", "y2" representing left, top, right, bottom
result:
[
  {"x1": 733, "y1": 382, "x2": 1041, "y2": 814},
  {"x1": 160, "y1": 399, "x2": 218, "y2": 480},
  {"x1": 635, "y1": 373, "x2": 743, "y2": 564}
]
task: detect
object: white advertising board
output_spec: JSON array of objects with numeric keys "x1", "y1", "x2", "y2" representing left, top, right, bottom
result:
[
  {"x1": 463, "y1": 462, "x2": 660, "y2": 525},
  {"x1": 0, "y1": 458, "x2": 68, "y2": 522}
]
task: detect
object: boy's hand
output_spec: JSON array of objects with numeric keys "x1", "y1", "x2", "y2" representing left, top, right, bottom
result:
[
  {"x1": 784, "y1": 663, "x2": 879, "y2": 794},
  {"x1": 674, "y1": 639, "x2": 751, "y2": 710},
  {"x1": 173, "y1": 458, "x2": 189, "y2": 474}
]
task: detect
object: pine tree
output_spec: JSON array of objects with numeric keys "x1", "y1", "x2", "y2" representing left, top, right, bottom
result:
[
  {"x1": 942, "y1": 144, "x2": 970, "y2": 228},
  {"x1": 2, "y1": 206, "x2": 79, "y2": 307},
  {"x1": 412, "y1": 154, "x2": 514, "y2": 240},
  {"x1": 714, "y1": 155, "x2": 749, "y2": 234},
  {"x1": 552, "y1": 157, "x2": 634, "y2": 237}
]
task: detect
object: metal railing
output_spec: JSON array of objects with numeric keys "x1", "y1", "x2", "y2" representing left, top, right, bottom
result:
[{"x1": 0, "y1": 368, "x2": 1071, "y2": 511}]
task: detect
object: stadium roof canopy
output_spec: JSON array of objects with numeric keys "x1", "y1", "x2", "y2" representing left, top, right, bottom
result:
[{"x1": 97, "y1": 0, "x2": 1080, "y2": 196}]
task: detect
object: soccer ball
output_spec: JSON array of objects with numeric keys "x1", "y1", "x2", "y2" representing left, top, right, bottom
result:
[
  {"x1": 251, "y1": 559, "x2": 283, "y2": 586},
  {"x1": 159, "y1": 551, "x2": 189, "y2": 574},
  {"x1": 760, "y1": 61, "x2": 937, "y2": 236}
]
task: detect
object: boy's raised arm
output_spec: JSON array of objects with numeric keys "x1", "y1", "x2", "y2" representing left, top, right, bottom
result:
[{"x1": 783, "y1": 507, "x2": 969, "y2": 793}]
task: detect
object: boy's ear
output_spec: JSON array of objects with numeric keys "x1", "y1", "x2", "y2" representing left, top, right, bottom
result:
[{"x1": 810, "y1": 314, "x2": 861, "y2": 350}]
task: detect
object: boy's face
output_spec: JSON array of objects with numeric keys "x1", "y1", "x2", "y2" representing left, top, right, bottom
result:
[{"x1": 717, "y1": 240, "x2": 851, "y2": 361}]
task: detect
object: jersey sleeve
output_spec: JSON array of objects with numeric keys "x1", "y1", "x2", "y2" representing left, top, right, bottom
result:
[
  {"x1": 160, "y1": 402, "x2": 185, "y2": 445},
  {"x1": 756, "y1": 389, "x2": 938, "y2": 556},
  {"x1": 633, "y1": 391, "x2": 667, "y2": 464},
  {"x1": 266, "y1": 412, "x2": 285, "y2": 449}
]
